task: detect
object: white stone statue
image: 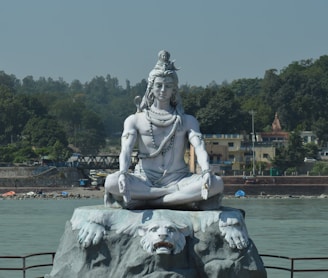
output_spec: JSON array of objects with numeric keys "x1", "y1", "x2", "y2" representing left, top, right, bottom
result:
[
  {"x1": 48, "y1": 51, "x2": 266, "y2": 278},
  {"x1": 104, "y1": 50, "x2": 224, "y2": 210},
  {"x1": 75, "y1": 51, "x2": 250, "y2": 254}
]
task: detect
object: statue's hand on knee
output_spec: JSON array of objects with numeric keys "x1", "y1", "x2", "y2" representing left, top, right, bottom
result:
[
  {"x1": 118, "y1": 174, "x2": 131, "y2": 203},
  {"x1": 201, "y1": 172, "x2": 211, "y2": 200},
  {"x1": 78, "y1": 222, "x2": 107, "y2": 248},
  {"x1": 219, "y1": 211, "x2": 249, "y2": 250}
]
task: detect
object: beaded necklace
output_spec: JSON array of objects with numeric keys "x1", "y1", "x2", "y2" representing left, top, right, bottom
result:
[
  {"x1": 146, "y1": 108, "x2": 177, "y2": 127},
  {"x1": 149, "y1": 121, "x2": 176, "y2": 155},
  {"x1": 139, "y1": 108, "x2": 179, "y2": 159}
]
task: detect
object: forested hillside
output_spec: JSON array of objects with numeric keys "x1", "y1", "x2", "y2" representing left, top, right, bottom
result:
[{"x1": 0, "y1": 55, "x2": 327, "y2": 163}]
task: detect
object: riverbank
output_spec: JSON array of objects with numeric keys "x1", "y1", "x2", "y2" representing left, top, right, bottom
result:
[
  {"x1": 222, "y1": 175, "x2": 328, "y2": 197},
  {"x1": 1, "y1": 184, "x2": 327, "y2": 200},
  {"x1": 0, "y1": 186, "x2": 104, "y2": 200},
  {"x1": 1, "y1": 175, "x2": 328, "y2": 200}
]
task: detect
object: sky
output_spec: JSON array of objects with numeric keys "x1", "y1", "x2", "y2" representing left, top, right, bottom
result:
[{"x1": 1, "y1": 0, "x2": 327, "y2": 87}]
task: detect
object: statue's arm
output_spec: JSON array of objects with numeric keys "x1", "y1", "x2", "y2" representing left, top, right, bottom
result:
[
  {"x1": 187, "y1": 117, "x2": 210, "y2": 171},
  {"x1": 118, "y1": 115, "x2": 137, "y2": 202},
  {"x1": 187, "y1": 116, "x2": 211, "y2": 199},
  {"x1": 119, "y1": 115, "x2": 137, "y2": 172}
]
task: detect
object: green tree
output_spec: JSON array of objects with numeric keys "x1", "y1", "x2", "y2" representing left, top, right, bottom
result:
[
  {"x1": 49, "y1": 140, "x2": 70, "y2": 162},
  {"x1": 0, "y1": 144, "x2": 17, "y2": 162},
  {"x1": 312, "y1": 117, "x2": 328, "y2": 147},
  {"x1": 310, "y1": 162, "x2": 328, "y2": 175},
  {"x1": 0, "y1": 92, "x2": 28, "y2": 144},
  {"x1": 73, "y1": 110, "x2": 106, "y2": 154},
  {"x1": 196, "y1": 87, "x2": 243, "y2": 134},
  {"x1": 22, "y1": 116, "x2": 68, "y2": 148},
  {"x1": 303, "y1": 142, "x2": 319, "y2": 159},
  {"x1": 180, "y1": 87, "x2": 203, "y2": 115},
  {"x1": 272, "y1": 131, "x2": 305, "y2": 172}
]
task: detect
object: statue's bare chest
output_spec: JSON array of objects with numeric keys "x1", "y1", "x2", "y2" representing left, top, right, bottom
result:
[{"x1": 138, "y1": 123, "x2": 177, "y2": 146}]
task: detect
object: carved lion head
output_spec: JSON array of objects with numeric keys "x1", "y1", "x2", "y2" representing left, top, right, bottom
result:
[{"x1": 138, "y1": 220, "x2": 191, "y2": 255}]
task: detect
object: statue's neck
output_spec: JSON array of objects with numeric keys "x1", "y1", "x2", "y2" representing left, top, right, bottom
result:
[{"x1": 150, "y1": 103, "x2": 173, "y2": 114}]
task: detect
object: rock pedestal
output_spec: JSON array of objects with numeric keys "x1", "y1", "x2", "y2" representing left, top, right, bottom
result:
[{"x1": 46, "y1": 206, "x2": 267, "y2": 278}]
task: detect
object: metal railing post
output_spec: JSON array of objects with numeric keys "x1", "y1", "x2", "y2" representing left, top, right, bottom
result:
[
  {"x1": 22, "y1": 256, "x2": 26, "y2": 278},
  {"x1": 290, "y1": 258, "x2": 294, "y2": 278}
]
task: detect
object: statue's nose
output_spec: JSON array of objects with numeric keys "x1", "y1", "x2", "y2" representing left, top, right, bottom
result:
[
  {"x1": 158, "y1": 233, "x2": 167, "y2": 240},
  {"x1": 158, "y1": 227, "x2": 168, "y2": 240}
]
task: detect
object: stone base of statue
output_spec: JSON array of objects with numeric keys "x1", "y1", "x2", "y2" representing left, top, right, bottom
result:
[{"x1": 46, "y1": 205, "x2": 266, "y2": 278}]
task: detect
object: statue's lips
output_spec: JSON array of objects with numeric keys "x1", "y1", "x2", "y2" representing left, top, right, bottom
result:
[{"x1": 154, "y1": 241, "x2": 173, "y2": 250}]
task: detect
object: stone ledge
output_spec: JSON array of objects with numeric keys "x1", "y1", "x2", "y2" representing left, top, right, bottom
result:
[{"x1": 46, "y1": 206, "x2": 267, "y2": 278}]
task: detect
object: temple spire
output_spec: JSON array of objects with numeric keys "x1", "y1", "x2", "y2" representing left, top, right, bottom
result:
[{"x1": 272, "y1": 112, "x2": 282, "y2": 132}]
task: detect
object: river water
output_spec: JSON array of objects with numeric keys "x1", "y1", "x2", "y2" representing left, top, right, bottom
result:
[{"x1": 0, "y1": 197, "x2": 327, "y2": 278}]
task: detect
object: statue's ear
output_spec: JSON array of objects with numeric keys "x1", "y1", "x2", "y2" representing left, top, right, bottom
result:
[
  {"x1": 138, "y1": 226, "x2": 147, "y2": 237},
  {"x1": 180, "y1": 226, "x2": 192, "y2": 237}
]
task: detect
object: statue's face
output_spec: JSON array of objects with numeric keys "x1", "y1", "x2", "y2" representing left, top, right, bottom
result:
[
  {"x1": 152, "y1": 76, "x2": 174, "y2": 103},
  {"x1": 160, "y1": 51, "x2": 169, "y2": 62}
]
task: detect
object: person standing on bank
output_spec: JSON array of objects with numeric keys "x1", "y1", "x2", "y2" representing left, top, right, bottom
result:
[{"x1": 104, "y1": 50, "x2": 224, "y2": 210}]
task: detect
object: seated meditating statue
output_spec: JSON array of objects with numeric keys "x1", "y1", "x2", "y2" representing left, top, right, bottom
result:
[
  {"x1": 74, "y1": 50, "x2": 251, "y2": 256},
  {"x1": 104, "y1": 50, "x2": 224, "y2": 210}
]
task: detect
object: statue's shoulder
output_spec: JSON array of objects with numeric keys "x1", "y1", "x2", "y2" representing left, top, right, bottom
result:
[
  {"x1": 124, "y1": 111, "x2": 147, "y2": 127},
  {"x1": 124, "y1": 114, "x2": 136, "y2": 122},
  {"x1": 123, "y1": 113, "x2": 138, "y2": 127},
  {"x1": 125, "y1": 111, "x2": 145, "y2": 120},
  {"x1": 135, "y1": 110, "x2": 147, "y2": 119}
]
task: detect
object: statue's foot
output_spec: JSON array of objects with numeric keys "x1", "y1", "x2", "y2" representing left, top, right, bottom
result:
[
  {"x1": 108, "y1": 201, "x2": 124, "y2": 209},
  {"x1": 140, "y1": 194, "x2": 223, "y2": 211},
  {"x1": 104, "y1": 193, "x2": 124, "y2": 209},
  {"x1": 196, "y1": 194, "x2": 223, "y2": 211},
  {"x1": 173, "y1": 202, "x2": 200, "y2": 211},
  {"x1": 104, "y1": 193, "x2": 149, "y2": 210},
  {"x1": 123, "y1": 199, "x2": 147, "y2": 210}
]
